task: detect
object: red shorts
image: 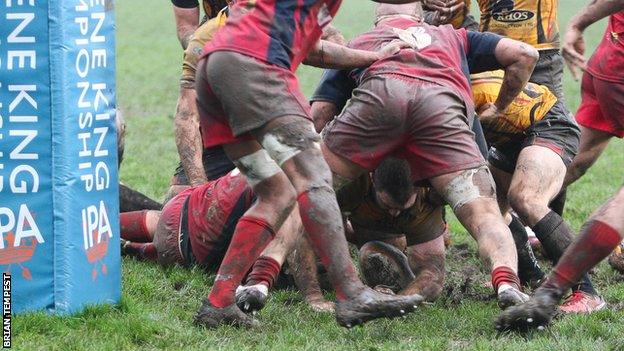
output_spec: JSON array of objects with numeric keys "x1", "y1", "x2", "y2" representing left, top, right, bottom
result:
[
  {"x1": 576, "y1": 71, "x2": 624, "y2": 138},
  {"x1": 196, "y1": 51, "x2": 311, "y2": 148},
  {"x1": 152, "y1": 188, "x2": 193, "y2": 266},
  {"x1": 323, "y1": 75, "x2": 485, "y2": 182}
]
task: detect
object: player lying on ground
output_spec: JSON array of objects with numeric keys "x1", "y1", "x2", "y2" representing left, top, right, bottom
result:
[
  {"x1": 496, "y1": 0, "x2": 624, "y2": 331},
  {"x1": 119, "y1": 169, "x2": 302, "y2": 312},
  {"x1": 169, "y1": 0, "x2": 346, "y2": 201},
  {"x1": 287, "y1": 157, "x2": 449, "y2": 306},
  {"x1": 313, "y1": 2, "x2": 538, "y2": 309},
  {"x1": 195, "y1": 0, "x2": 426, "y2": 329},
  {"x1": 471, "y1": 70, "x2": 605, "y2": 313}
]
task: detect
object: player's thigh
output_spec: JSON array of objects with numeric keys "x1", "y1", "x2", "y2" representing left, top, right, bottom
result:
[{"x1": 508, "y1": 145, "x2": 566, "y2": 204}]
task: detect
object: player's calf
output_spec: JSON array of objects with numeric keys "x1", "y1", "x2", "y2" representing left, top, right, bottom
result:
[{"x1": 432, "y1": 166, "x2": 527, "y2": 308}]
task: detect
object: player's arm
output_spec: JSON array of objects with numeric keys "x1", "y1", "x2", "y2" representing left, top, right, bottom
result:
[
  {"x1": 304, "y1": 39, "x2": 409, "y2": 69},
  {"x1": 564, "y1": 0, "x2": 624, "y2": 80},
  {"x1": 172, "y1": 0, "x2": 200, "y2": 49},
  {"x1": 465, "y1": 31, "x2": 538, "y2": 121},
  {"x1": 422, "y1": 0, "x2": 466, "y2": 25},
  {"x1": 310, "y1": 69, "x2": 356, "y2": 132},
  {"x1": 174, "y1": 88, "x2": 208, "y2": 185},
  {"x1": 322, "y1": 24, "x2": 346, "y2": 45}
]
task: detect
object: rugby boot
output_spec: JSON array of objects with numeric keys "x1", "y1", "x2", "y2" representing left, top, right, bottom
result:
[
  {"x1": 359, "y1": 241, "x2": 416, "y2": 293},
  {"x1": 496, "y1": 286, "x2": 561, "y2": 331},
  {"x1": 194, "y1": 299, "x2": 260, "y2": 329},
  {"x1": 335, "y1": 287, "x2": 423, "y2": 328},
  {"x1": 559, "y1": 291, "x2": 606, "y2": 314},
  {"x1": 497, "y1": 285, "x2": 530, "y2": 310},
  {"x1": 608, "y1": 242, "x2": 624, "y2": 273},
  {"x1": 235, "y1": 284, "x2": 268, "y2": 313}
]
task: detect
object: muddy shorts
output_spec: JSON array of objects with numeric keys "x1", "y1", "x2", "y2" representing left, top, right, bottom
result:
[
  {"x1": 531, "y1": 49, "x2": 565, "y2": 101},
  {"x1": 323, "y1": 74, "x2": 485, "y2": 182},
  {"x1": 576, "y1": 71, "x2": 624, "y2": 138},
  {"x1": 171, "y1": 146, "x2": 235, "y2": 185},
  {"x1": 153, "y1": 189, "x2": 196, "y2": 266},
  {"x1": 196, "y1": 51, "x2": 311, "y2": 148},
  {"x1": 488, "y1": 101, "x2": 581, "y2": 173}
]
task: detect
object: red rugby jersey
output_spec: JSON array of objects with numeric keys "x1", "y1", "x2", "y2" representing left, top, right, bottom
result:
[
  {"x1": 187, "y1": 170, "x2": 255, "y2": 266},
  {"x1": 203, "y1": 0, "x2": 342, "y2": 71},
  {"x1": 586, "y1": 11, "x2": 624, "y2": 84},
  {"x1": 347, "y1": 17, "x2": 475, "y2": 113}
]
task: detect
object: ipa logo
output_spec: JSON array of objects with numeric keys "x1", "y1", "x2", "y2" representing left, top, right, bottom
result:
[
  {"x1": 0, "y1": 205, "x2": 44, "y2": 280},
  {"x1": 81, "y1": 201, "x2": 112, "y2": 281}
]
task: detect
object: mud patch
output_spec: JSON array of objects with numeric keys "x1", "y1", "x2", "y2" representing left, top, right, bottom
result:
[{"x1": 442, "y1": 244, "x2": 493, "y2": 306}]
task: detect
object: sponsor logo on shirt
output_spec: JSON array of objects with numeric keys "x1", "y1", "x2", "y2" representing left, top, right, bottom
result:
[{"x1": 493, "y1": 9, "x2": 535, "y2": 23}]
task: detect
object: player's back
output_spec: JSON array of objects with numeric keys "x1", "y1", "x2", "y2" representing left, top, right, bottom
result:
[
  {"x1": 203, "y1": 0, "x2": 342, "y2": 71},
  {"x1": 347, "y1": 17, "x2": 474, "y2": 111}
]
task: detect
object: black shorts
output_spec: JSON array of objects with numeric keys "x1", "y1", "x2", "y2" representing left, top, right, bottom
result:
[
  {"x1": 172, "y1": 146, "x2": 235, "y2": 185},
  {"x1": 531, "y1": 49, "x2": 565, "y2": 101},
  {"x1": 488, "y1": 101, "x2": 581, "y2": 173}
]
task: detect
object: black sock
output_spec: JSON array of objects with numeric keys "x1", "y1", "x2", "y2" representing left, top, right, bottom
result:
[
  {"x1": 532, "y1": 211, "x2": 597, "y2": 295},
  {"x1": 509, "y1": 215, "x2": 544, "y2": 285},
  {"x1": 549, "y1": 189, "x2": 567, "y2": 216}
]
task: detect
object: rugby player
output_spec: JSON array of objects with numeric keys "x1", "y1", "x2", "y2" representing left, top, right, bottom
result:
[
  {"x1": 194, "y1": 0, "x2": 425, "y2": 329},
  {"x1": 427, "y1": 0, "x2": 605, "y2": 311},
  {"x1": 120, "y1": 169, "x2": 301, "y2": 312},
  {"x1": 562, "y1": 4, "x2": 624, "y2": 188},
  {"x1": 171, "y1": 0, "x2": 229, "y2": 49},
  {"x1": 496, "y1": 0, "x2": 624, "y2": 331},
  {"x1": 472, "y1": 70, "x2": 606, "y2": 312},
  {"x1": 170, "y1": 1, "x2": 346, "y2": 200},
  {"x1": 313, "y1": 3, "x2": 538, "y2": 309},
  {"x1": 292, "y1": 157, "x2": 448, "y2": 302},
  {"x1": 341, "y1": 158, "x2": 447, "y2": 301}
]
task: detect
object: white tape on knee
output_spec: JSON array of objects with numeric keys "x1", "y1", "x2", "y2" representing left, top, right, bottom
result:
[
  {"x1": 235, "y1": 149, "x2": 282, "y2": 187},
  {"x1": 262, "y1": 133, "x2": 301, "y2": 166},
  {"x1": 443, "y1": 166, "x2": 495, "y2": 212}
]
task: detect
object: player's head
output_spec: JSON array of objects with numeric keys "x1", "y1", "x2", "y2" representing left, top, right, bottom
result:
[
  {"x1": 375, "y1": 2, "x2": 423, "y2": 24},
  {"x1": 372, "y1": 157, "x2": 417, "y2": 217}
]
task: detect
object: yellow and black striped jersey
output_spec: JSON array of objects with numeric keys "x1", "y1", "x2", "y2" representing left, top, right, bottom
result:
[
  {"x1": 471, "y1": 70, "x2": 557, "y2": 144},
  {"x1": 477, "y1": 0, "x2": 559, "y2": 50}
]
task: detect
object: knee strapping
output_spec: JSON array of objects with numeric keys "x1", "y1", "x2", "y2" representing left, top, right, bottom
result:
[
  {"x1": 234, "y1": 150, "x2": 282, "y2": 187},
  {"x1": 442, "y1": 166, "x2": 497, "y2": 212},
  {"x1": 261, "y1": 121, "x2": 320, "y2": 166}
]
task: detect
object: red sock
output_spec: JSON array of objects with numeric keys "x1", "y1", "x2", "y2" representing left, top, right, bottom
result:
[
  {"x1": 120, "y1": 211, "x2": 152, "y2": 242},
  {"x1": 123, "y1": 242, "x2": 157, "y2": 261},
  {"x1": 491, "y1": 266, "x2": 521, "y2": 293},
  {"x1": 545, "y1": 220, "x2": 622, "y2": 291},
  {"x1": 208, "y1": 216, "x2": 276, "y2": 308},
  {"x1": 245, "y1": 256, "x2": 281, "y2": 288}
]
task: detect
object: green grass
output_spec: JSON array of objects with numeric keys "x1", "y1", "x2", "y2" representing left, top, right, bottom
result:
[{"x1": 13, "y1": 1, "x2": 624, "y2": 350}]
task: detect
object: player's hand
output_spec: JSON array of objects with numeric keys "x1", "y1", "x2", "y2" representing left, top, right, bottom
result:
[
  {"x1": 376, "y1": 40, "x2": 411, "y2": 59},
  {"x1": 477, "y1": 103, "x2": 501, "y2": 123},
  {"x1": 423, "y1": 0, "x2": 465, "y2": 23},
  {"x1": 562, "y1": 26, "x2": 587, "y2": 81},
  {"x1": 306, "y1": 295, "x2": 335, "y2": 313}
]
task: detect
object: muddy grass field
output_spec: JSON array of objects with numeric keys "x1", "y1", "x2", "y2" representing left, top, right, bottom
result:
[{"x1": 13, "y1": 0, "x2": 624, "y2": 350}]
